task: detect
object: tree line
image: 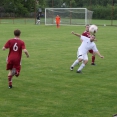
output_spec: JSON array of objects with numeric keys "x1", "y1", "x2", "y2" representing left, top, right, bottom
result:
[{"x1": 0, "y1": 0, "x2": 117, "y2": 19}]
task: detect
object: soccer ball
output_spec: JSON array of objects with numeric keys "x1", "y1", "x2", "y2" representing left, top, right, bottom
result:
[{"x1": 89, "y1": 25, "x2": 98, "y2": 35}]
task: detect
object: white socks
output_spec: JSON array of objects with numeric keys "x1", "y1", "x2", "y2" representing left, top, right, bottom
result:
[
  {"x1": 78, "y1": 63, "x2": 85, "y2": 71},
  {"x1": 71, "y1": 59, "x2": 79, "y2": 67}
]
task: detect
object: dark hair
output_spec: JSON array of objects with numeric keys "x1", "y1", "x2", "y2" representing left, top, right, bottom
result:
[
  {"x1": 14, "y1": 29, "x2": 21, "y2": 36},
  {"x1": 85, "y1": 24, "x2": 90, "y2": 27}
]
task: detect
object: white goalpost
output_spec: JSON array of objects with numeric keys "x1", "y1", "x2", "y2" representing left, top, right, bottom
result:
[{"x1": 45, "y1": 8, "x2": 93, "y2": 26}]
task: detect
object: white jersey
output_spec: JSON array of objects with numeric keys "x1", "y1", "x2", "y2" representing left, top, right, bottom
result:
[{"x1": 78, "y1": 35, "x2": 98, "y2": 54}]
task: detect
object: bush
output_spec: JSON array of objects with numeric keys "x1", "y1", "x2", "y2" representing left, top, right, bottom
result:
[{"x1": 88, "y1": 4, "x2": 117, "y2": 20}]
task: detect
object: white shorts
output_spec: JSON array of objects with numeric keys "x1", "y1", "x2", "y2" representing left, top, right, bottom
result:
[
  {"x1": 37, "y1": 20, "x2": 40, "y2": 22},
  {"x1": 77, "y1": 50, "x2": 88, "y2": 60}
]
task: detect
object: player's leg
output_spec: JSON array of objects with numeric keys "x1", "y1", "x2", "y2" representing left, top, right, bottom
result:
[
  {"x1": 12, "y1": 63, "x2": 21, "y2": 77},
  {"x1": 91, "y1": 52, "x2": 96, "y2": 65},
  {"x1": 56, "y1": 22, "x2": 59, "y2": 28},
  {"x1": 15, "y1": 65, "x2": 21, "y2": 77},
  {"x1": 77, "y1": 54, "x2": 88, "y2": 73},
  {"x1": 36, "y1": 20, "x2": 39, "y2": 25},
  {"x1": 70, "y1": 50, "x2": 82, "y2": 70},
  {"x1": 89, "y1": 50, "x2": 96, "y2": 65},
  {"x1": 8, "y1": 70, "x2": 13, "y2": 88},
  {"x1": 8, "y1": 64, "x2": 21, "y2": 89},
  {"x1": 11, "y1": 68, "x2": 16, "y2": 76},
  {"x1": 39, "y1": 20, "x2": 40, "y2": 24},
  {"x1": 6, "y1": 63, "x2": 13, "y2": 88},
  {"x1": 58, "y1": 22, "x2": 60, "y2": 28},
  {"x1": 70, "y1": 59, "x2": 79, "y2": 71},
  {"x1": 36, "y1": 20, "x2": 38, "y2": 24}
]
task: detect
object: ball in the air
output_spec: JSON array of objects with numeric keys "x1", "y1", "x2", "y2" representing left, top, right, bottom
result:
[{"x1": 89, "y1": 25, "x2": 98, "y2": 34}]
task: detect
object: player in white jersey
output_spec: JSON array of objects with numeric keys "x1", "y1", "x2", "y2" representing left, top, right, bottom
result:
[{"x1": 70, "y1": 31, "x2": 104, "y2": 73}]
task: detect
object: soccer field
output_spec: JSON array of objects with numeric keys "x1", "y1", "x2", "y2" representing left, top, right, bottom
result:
[{"x1": 0, "y1": 24, "x2": 117, "y2": 117}]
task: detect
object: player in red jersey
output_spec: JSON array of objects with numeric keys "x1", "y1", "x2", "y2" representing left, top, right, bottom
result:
[
  {"x1": 82, "y1": 25, "x2": 96, "y2": 65},
  {"x1": 55, "y1": 15, "x2": 61, "y2": 28},
  {"x1": 2, "y1": 29, "x2": 29, "y2": 89}
]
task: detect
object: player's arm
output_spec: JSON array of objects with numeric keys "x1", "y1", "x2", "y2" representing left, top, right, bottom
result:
[
  {"x1": 2, "y1": 41, "x2": 9, "y2": 50},
  {"x1": 95, "y1": 51, "x2": 104, "y2": 58},
  {"x1": 93, "y1": 50, "x2": 104, "y2": 58},
  {"x1": 2, "y1": 47, "x2": 6, "y2": 50},
  {"x1": 23, "y1": 49, "x2": 29, "y2": 58},
  {"x1": 92, "y1": 45, "x2": 104, "y2": 58},
  {"x1": 71, "y1": 31, "x2": 81, "y2": 37}
]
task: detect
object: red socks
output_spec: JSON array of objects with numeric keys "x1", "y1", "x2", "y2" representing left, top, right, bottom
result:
[
  {"x1": 8, "y1": 75, "x2": 12, "y2": 86},
  {"x1": 92, "y1": 56, "x2": 95, "y2": 63}
]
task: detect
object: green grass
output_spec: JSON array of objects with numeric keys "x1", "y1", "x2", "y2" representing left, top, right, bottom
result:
[{"x1": 0, "y1": 23, "x2": 117, "y2": 117}]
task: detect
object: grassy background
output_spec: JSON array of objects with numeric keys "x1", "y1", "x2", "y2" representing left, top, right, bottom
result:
[{"x1": 0, "y1": 23, "x2": 117, "y2": 117}]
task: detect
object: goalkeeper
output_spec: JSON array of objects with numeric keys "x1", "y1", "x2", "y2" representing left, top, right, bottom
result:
[{"x1": 55, "y1": 15, "x2": 60, "y2": 28}]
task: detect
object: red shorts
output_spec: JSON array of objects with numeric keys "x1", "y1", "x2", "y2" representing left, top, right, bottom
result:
[
  {"x1": 6, "y1": 60, "x2": 21, "y2": 74},
  {"x1": 89, "y1": 49, "x2": 93, "y2": 54}
]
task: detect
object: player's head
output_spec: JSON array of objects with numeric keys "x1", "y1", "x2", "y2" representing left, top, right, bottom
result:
[
  {"x1": 85, "y1": 24, "x2": 90, "y2": 32},
  {"x1": 14, "y1": 29, "x2": 21, "y2": 37},
  {"x1": 90, "y1": 35, "x2": 95, "y2": 42}
]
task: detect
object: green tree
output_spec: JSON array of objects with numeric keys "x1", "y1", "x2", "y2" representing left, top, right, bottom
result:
[{"x1": 1, "y1": 0, "x2": 36, "y2": 16}]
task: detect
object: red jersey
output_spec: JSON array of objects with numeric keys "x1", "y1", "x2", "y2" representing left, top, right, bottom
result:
[
  {"x1": 82, "y1": 31, "x2": 90, "y2": 38},
  {"x1": 4, "y1": 38, "x2": 25, "y2": 64},
  {"x1": 55, "y1": 16, "x2": 60, "y2": 23}
]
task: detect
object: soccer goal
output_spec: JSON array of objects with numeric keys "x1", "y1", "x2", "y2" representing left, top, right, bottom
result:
[{"x1": 45, "y1": 8, "x2": 93, "y2": 26}]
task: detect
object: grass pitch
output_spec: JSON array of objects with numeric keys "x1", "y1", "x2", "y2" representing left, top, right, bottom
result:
[{"x1": 0, "y1": 24, "x2": 117, "y2": 117}]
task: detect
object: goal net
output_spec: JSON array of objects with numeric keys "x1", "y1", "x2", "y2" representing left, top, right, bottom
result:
[{"x1": 45, "y1": 8, "x2": 93, "y2": 26}]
